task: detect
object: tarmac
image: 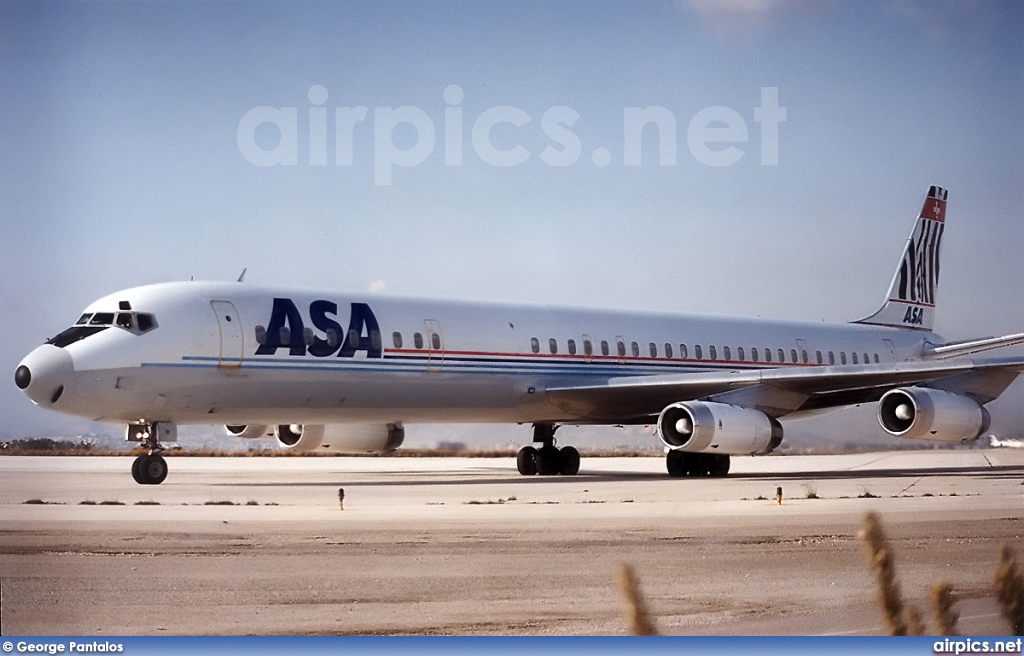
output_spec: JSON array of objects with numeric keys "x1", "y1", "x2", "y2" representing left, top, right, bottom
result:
[{"x1": 1, "y1": 449, "x2": 1022, "y2": 635}]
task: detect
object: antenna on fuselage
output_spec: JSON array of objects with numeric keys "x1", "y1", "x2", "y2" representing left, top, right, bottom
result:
[{"x1": 237, "y1": 268, "x2": 247, "y2": 283}]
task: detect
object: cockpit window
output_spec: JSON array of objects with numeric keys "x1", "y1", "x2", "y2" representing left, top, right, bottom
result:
[
  {"x1": 47, "y1": 326, "x2": 108, "y2": 348},
  {"x1": 136, "y1": 313, "x2": 155, "y2": 332},
  {"x1": 47, "y1": 309, "x2": 158, "y2": 348}
]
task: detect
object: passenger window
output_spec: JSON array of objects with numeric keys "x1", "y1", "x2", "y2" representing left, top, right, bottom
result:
[
  {"x1": 531, "y1": 337, "x2": 540, "y2": 354},
  {"x1": 583, "y1": 339, "x2": 593, "y2": 356},
  {"x1": 801, "y1": 350, "x2": 808, "y2": 364},
  {"x1": 828, "y1": 351, "x2": 835, "y2": 365},
  {"x1": 327, "y1": 328, "x2": 338, "y2": 348},
  {"x1": 852, "y1": 352, "x2": 859, "y2": 364},
  {"x1": 737, "y1": 347, "x2": 744, "y2": 361},
  {"x1": 816, "y1": 351, "x2": 823, "y2": 364},
  {"x1": 393, "y1": 332, "x2": 403, "y2": 349},
  {"x1": 279, "y1": 327, "x2": 291, "y2": 344},
  {"x1": 863, "y1": 353, "x2": 869, "y2": 365},
  {"x1": 723, "y1": 346, "x2": 731, "y2": 361},
  {"x1": 751, "y1": 348, "x2": 759, "y2": 362},
  {"x1": 616, "y1": 340, "x2": 626, "y2": 357},
  {"x1": 709, "y1": 346, "x2": 717, "y2": 360},
  {"x1": 840, "y1": 352, "x2": 847, "y2": 365},
  {"x1": 649, "y1": 343, "x2": 657, "y2": 358},
  {"x1": 694, "y1": 345, "x2": 702, "y2": 359},
  {"x1": 549, "y1": 338, "x2": 558, "y2": 354},
  {"x1": 680, "y1": 344, "x2": 688, "y2": 359},
  {"x1": 790, "y1": 349, "x2": 798, "y2": 363},
  {"x1": 764, "y1": 348, "x2": 771, "y2": 363},
  {"x1": 601, "y1": 340, "x2": 610, "y2": 356},
  {"x1": 76, "y1": 314, "x2": 91, "y2": 325},
  {"x1": 255, "y1": 325, "x2": 267, "y2": 345},
  {"x1": 414, "y1": 332, "x2": 424, "y2": 349},
  {"x1": 631, "y1": 341, "x2": 640, "y2": 357},
  {"x1": 777, "y1": 349, "x2": 785, "y2": 363},
  {"x1": 873, "y1": 353, "x2": 879, "y2": 363},
  {"x1": 303, "y1": 327, "x2": 315, "y2": 347},
  {"x1": 370, "y1": 330, "x2": 382, "y2": 350},
  {"x1": 665, "y1": 343, "x2": 673, "y2": 359},
  {"x1": 348, "y1": 328, "x2": 360, "y2": 347},
  {"x1": 431, "y1": 333, "x2": 441, "y2": 350},
  {"x1": 568, "y1": 339, "x2": 577, "y2": 355}
]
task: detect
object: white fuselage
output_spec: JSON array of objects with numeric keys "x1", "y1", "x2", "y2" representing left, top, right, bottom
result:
[{"x1": 19, "y1": 281, "x2": 929, "y2": 426}]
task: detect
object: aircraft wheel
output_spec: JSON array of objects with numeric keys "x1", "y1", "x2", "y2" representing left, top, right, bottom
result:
[
  {"x1": 559, "y1": 446, "x2": 580, "y2": 475},
  {"x1": 666, "y1": 450, "x2": 687, "y2": 477},
  {"x1": 517, "y1": 446, "x2": 538, "y2": 475},
  {"x1": 131, "y1": 455, "x2": 146, "y2": 484},
  {"x1": 696, "y1": 453, "x2": 714, "y2": 476},
  {"x1": 535, "y1": 445, "x2": 562, "y2": 475},
  {"x1": 709, "y1": 454, "x2": 730, "y2": 477},
  {"x1": 139, "y1": 454, "x2": 168, "y2": 485}
]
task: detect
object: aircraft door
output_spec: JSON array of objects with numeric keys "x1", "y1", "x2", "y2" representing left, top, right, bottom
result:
[
  {"x1": 211, "y1": 301, "x2": 244, "y2": 367},
  {"x1": 424, "y1": 319, "x2": 443, "y2": 372}
]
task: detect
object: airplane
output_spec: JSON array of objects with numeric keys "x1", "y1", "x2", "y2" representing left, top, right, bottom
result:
[{"x1": 14, "y1": 186, "x2": 1024, "y2": 485}]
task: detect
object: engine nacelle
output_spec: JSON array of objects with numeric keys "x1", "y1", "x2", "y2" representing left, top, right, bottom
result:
[
  {"x1": 224, "y1": 424, "x2": 269, "y2": 439},
  {"x1": 274, "y1": 423, "x2": 405, "y2": 453},
  {"x1": 657, "y1": 401, "x2": 783, "y2": 455},
  {"x1": 877, "y1": 387, "x2": 990, "y2": 443},
  {"x1": 275, "y1": 423, "x2": 323, "y2": 450}
]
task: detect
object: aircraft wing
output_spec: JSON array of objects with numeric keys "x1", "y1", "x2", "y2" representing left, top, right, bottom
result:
[{"x1": 543, "y1": 356, "x2": 1024, "y2": 422}]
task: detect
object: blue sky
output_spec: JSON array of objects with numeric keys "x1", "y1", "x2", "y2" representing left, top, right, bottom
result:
[{"x1": 1, "y1": 0, "x2": 1022, "y2": 441}]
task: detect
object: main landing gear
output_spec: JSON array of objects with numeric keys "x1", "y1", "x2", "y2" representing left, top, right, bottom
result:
[
  {"x1": 127, "y1": 422, "x2": 174, "y2": 485},
  {"x1": 517, "y1": 423, "x2": 580, "y2": 476},
  {"x1": 666, "y1": 450, "x2": 730, "y2": 477}
]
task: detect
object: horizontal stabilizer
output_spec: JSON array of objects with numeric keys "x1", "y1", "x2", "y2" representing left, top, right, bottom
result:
[{"x1": 923, "y1": 333, "x2": 1024, "y2": 360}]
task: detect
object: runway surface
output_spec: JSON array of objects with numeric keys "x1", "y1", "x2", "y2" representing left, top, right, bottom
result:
[{"x1": 1, "y1": 450, "x2": 1022, "y2": 635}]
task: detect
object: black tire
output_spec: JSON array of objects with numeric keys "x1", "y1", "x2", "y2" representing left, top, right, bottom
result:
[
  {"x1": 666, "y1": 449, "x2": 687, "y2": 477},
  {"x1": 695, "y1": 453, "x2": 713, "y2": 477},
  {"x1": 559, "y1": 446, "x2": 580, "y2": 475},
  {"x1": 535, "y1": 445, "x2": 562, "y2": 475},
  {"x1": 709, "y1": 454, "x2": 731, "y2": 477},
  {"x1": 684, "y1": 452, "x2": 704, "y2": 477},
  {"x1": 131, "y1": 455, "x2": 146, "y2": 484},
  {"x1": 140, "y1": 454, "x2": 168, "y2": 485},
  {"x1": 517, "y1": 446, "x2": 538, "y2": 475}
]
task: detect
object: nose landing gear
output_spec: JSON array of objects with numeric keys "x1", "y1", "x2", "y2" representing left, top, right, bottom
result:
[
  {"x1": 127, "y1": 422, "x2": 176, "y2": 485},
  {"x1": 132, "y1": 452, "x2": 168, "y2": 485}
]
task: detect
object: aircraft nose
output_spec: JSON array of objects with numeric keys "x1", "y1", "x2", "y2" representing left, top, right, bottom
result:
[{"x1": 16, "y1": 345, "x2": 74, "y2": 406}]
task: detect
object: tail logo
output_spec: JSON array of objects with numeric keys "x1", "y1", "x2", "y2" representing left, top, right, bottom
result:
[
  {"x1": 854, "y1": 186, "x2": 948, "y2": 332},
  {"x1": 903, "y1": 306, "x2": 925, "y2": 326},
  {"x1": 894, "y1": 186, "x2": 946, "y2": 307}
]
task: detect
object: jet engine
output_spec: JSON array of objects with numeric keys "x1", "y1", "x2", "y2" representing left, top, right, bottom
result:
[
  {"x1": 274, "y1": 422, "x2": 405, "y2": 453},
  {"x1": 224, "y1": 424, "x2": 269, "y2": 439},
  {"x1": 877, "y1": 387, "x2": 990, "y2": 443},
  {"x1": 657, "y1": 401, "x2": 783, "y2": 455}
]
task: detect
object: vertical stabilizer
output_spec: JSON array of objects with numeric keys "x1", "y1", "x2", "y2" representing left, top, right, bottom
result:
[{"x1": 854, "y1": 186, "x2": 947, "y2": 332}]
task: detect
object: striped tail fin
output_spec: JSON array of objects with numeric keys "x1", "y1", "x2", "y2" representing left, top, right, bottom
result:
[{"x1": 854, "y1": 186, "x2": 947, "y2": 332}]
